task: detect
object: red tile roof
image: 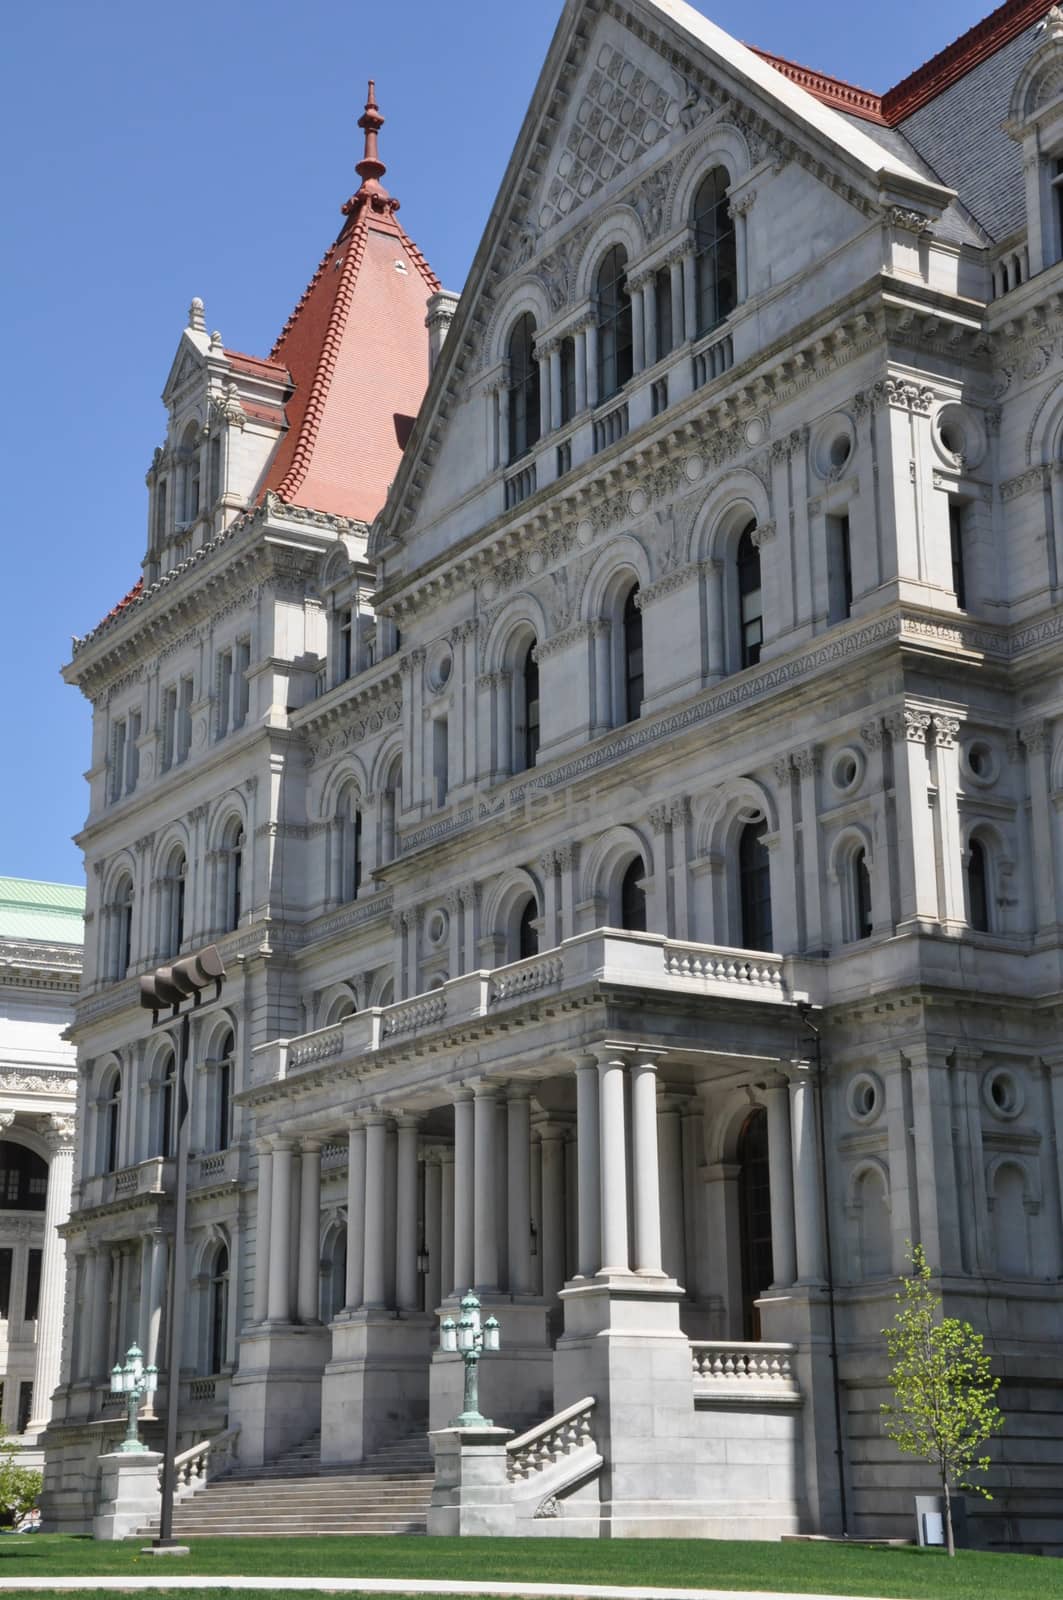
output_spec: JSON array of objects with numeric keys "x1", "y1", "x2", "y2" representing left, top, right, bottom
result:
[
  {"x1": 258, "y1": 82, "x2": 441, "y2": 524},
  {"x1": 752, "y1": 0, "x2": 1052, "y2": 127}
]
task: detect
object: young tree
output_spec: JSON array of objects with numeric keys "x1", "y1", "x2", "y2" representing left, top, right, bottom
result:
[
  {"x1": 0, "y1": 1426, "x2": 42, "y2": 1527},
  {"x1": 881, "y1": 1244, "x2": 1004, "y2": 1556}
]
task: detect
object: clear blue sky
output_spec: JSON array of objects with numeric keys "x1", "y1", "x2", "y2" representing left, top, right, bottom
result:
[{"x1": 2, "y1": 0, "x2": 989, "y2": 885}]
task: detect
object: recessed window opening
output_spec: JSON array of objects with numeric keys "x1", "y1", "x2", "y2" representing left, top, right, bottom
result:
[
  {"x1": 967, "y1": 837, "x2": 990, "y2": 932},
  {"x1": 620, "y1": 858, "x2": 647, "y2": 933},
  {"x1": 559, "y1": 337, "x2": 576, "y2": 426},
  {"x1": 693, "y1": 167, "x2": 737, "y2": 336},
  {"x1": 654, "y1": 265, "x2": 673, "y2": 359},
  {"x1": 827, "y1": 513, "x2": 853, "y2": 622},
  {"x1": 523, "y1": 642, "x2": 540, "y2": 770},
  {"x1": 949, "y1": 501, "x2": 968, "y2": 609},
  {"x1": 596, "y1": 246, "x2": 633, "y2": 402},
  {"x1": 518, "y1": 898, "x2": 539, "y2": 960},
  {"x1": 507, "y1": 313, "x2": 541, "y2": 460},
  {"x1": 622, "y1": 585, "x2": 643, "y2": 722},
  {"x1": 736, "y1": 522, "x2": 762, "y2": 668},
  {"x1": 852, "y1": 847, "x2": 873, "y2": 941},
  {"x1": 433, "y1": 718, "x2": 449, "y2": 810},
  {"x1": 738, "y1": 817, "x2": 772, "y2": 951}
]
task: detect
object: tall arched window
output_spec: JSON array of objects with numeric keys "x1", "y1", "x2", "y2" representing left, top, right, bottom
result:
[
  {"x1": 522, "y1": 642, "x2": 540, "y2": 771},
  {"x1": 115, "y1": 875, "x2": 134, "y2": 979},
  {"x1": 103, "y1": 1071, "x2": 122, "y2": 1173},
  {"x1": 622, "y1": 585, "x2": 643, "y2": 722},
  {"x1": 381, "y1": 760, "x2": 402, "y2": 866},
  {"x1": 850, "y1": 847, "x2": 873, "y2": 942},
  {"x1": 967, "y1": 837, "x2": 990, "y2": 932},
  {"x1": 738, "y1": 818, "x2": 773, "y2": 951},
  {"x1": 208, "y1": 1244, "x2": 229, "y2": 1374},
  {"x1": 162, "y1": 849, "x2": 186, "y2": 959},
  {"x1": 216, "y1": 1028, "x2": 234, "y2": 1152},
  {"x1": 736, "y1": 522, "x2": 762, "y2": 669},
  {"x1": 220, "y1": 822, "x2": 244, "y2": 932},
  {"x1": 693, "y1": 167, "x2": 737, "y2": 336},
  {"x1": 507, "y1": 314, "x2": 540, "y2": 461},
  {"x1": 597, "y1": 246, "x2": 633, "y2": 401},
  {"x1": 518, "y1": 897, "x2": 539, "y2": 960},
  {"x1": 620, "y1": 858, "x2": 647, "y2": 933},
  {"x1": 159, "y1": 1047, "x2": 178, "y2": 1159},
  {"x1": 337, "y1": 788, "x2": 362, "y2": 902}
]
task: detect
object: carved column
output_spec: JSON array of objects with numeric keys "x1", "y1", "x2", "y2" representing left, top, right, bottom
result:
[
  {"x1": 574, "y1": 1056, "x2": 601, "y2": 1278},
  {"x1": 1020, "y1": 721, "x2": 1058, "y2": 934},
  {"x1": 362, "y1": 1116, "x2": 389, "y2": 1309},
  {"x1": 507, "y1": 1088, "x2": 533, "y2": 1295},
  {"x1": 538, "y1": 1120, "x2": 567, "y2": 1300},
  {"x1": 794, "y1": 745, "x2": 825, "y2": 954},
  {"x1": 763, "y1": 1078, "x2": 796, "y2": 1289},
  {"x1": 670, "y1": 798, "x2": 692, "y2": 941},
  {"x1": 704, "y1": 560, "x2": 724, "y2": 681},
  {"x1": 887, "y1": 709, "x2": 938, "y2": 928},
  {"x1": 860, "y1": 718, "x2": 895, "y2": 934},
  {"x1": 28, "y1": 1116, "x2": 76, "y2": 1430},
  {"x1": 395, "y1": 1116, "x2": 421, "y2": 1312},
  {"x1": 267, "y1": 1139, "x2": 295, "y2": 1322},
  {"x1": 297, "y1": 1140, "x2": 322, "y2": 1323},
  {"x1": 598, "y1": 1056, "x2": 629, "y2": 1274},
  {"x1": 574, "y1": 327, "x2": 588, "y2": 415},
  {"x1": 931, "y1": 714, "x2": 965, "y2": 929},
  {"x1": 345, "y1": 1122, "x2": 366, "y2": 1312},
  {"x1": 440, "y1": 1148, "x2": 455, "y2": 1299},
  {"x1": 584, "y1": 318, "x2": 599, "y2": 410},
  {"x1": 670, "y1": 254, "x2": 686, "y2": 344},
  {"x1": 252, "y1": 1142, "x2": 273, "y2": 1324},
  {"x1": 424, "y1": 1150, "x2": 443, "y2": 1313},
  {"x1": 452, "y1": 1092, "x2": 475, "y2": 1295},
  {"x1": 789, "y1": 1070, "x2": 825, "y2": 1285}
]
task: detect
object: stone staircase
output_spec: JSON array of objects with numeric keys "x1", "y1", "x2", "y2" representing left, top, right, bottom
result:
[{"x1": 137, "y1": 1429, "x2": 434, "y2": 1537}]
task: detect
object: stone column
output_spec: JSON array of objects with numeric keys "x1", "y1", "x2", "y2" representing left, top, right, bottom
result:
[
  {"x1": 452, "y1": 1093, "x2": 475, "y2": 1294},
  {"x1": 704, "y1": 560, "x2": 724, "y2": 680},
  {"x1": 789, "y1": 1071, "x2": 825, "y2": 1284},
  {"x1": 681, "y1": 251, "x2": 696, "y2": 342},
  {"x1": 538, "y1": 1122, "x2": 567, "y2": 1301},
  {"x1": 362, "y1": 1116, "x2": 389, "y2": 1309},
  {"x1": 1020, "y1": 721, "x2": 1058, "y2": 934},
  {"x1": 28, "y1": 1114, "x2": 75, "y2": 1430},
  {"x1": 267, "y1": 1139, "x2": 294, "y2": 1322},
  {"x1": 657, "y1": 1096, "x2": 685, "y2": 1285},
  {"x1": 631, "y1": 1061, "x2": 664, "y2": 1276},
  {"x1": 145, "y1": 1233, "x2": 167, "y2": 1371},
  {"x1": 425, "y1": 1152, "x2": 443, "y2": 1313},
  {"x1": 507, "y1": 1089, "x2": 533, "y2": 1295},
  {"x1": 669, "y1": 256, "x2": 685, "y2": 343},
  {"x1": 539, "y1": 852, "x2": 560, "y2": 949},
  {"x1": 794, "y1": 745, "x2": 825, "y2": 954},
  {"x1": 396, "y1": 1116, "x2": 421, "y2": 1312},
  {"x1": 887, "y1": 709, "x2": 938, "y2": 928},
  {"x1": 763, "y1": 1078, "x2": 797, "y2": 1288},
  {"x1": 631, "y1": 280, "x2": 646, "y2": 372},
  {"x1": 574, "y1": 328, "x2": 587, "y2": 415},
  {"x1": 345, "y1": 1122, "x2": 366, "y2": 1311},
  {"x1": 591, "y1": 620, "x2": 612, "y2": 733},
  {"x1": 297, "y1": 1140, "x2": 322, "y2": 1323},
  {"x1": 643, "y1": 280, "x2": 658, "y2": 367},
  {"x1": 598, "y1": 1056, "x2": 629, "y2": 1274},
  {"x1": 575, "y1": 1058, "x2": 601, "y2": 1278},
  {"x1": 931, "y1": 715, "x2": 966, "y2": 930},
  {"x1": 89, "y1": 1248, "x2": 110, "y2": 1381},
  {"x1": 670, "y1": 797, "x2": 692, "y2": 941},
  {"x1": 440, "y1": 1149, "x2": 455, "y2": 1298},
  {"x1": 549, "y1": 346, "x2": 562, "y2": 432},
  {"x1": 253, "y1": 1142, "x2": 273, "y2": 1324},
  {"x1": 473, "y1": 1086, "x2": 499, "y2": 1291},
  {"x1": 585, "y1": 320, "x2": 599, "y2": 410},
  {"x1": 538, "y1": 355, "x2": 551, "y2": 438},
  {"x1": 498, "y1": 385, "x2": 512, "y2": 468}
]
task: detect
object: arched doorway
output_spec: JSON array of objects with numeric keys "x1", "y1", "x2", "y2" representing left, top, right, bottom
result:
[{"x1": 737, "y1": 1107, "x2": 773, "y2": 1339}]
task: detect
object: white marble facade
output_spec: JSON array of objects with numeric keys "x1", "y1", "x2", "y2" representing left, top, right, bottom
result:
[
  {"x1": 0, "y1": 879, "x2": 81, "y2": 1464},
  {"x1": 44, "y1": 0, "x2": 1063, "y2": 1552}
]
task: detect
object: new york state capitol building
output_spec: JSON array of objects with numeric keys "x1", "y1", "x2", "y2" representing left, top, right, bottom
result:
[{"x1": 43, "y1": 0, "x2": 1063, "y2": 1551}]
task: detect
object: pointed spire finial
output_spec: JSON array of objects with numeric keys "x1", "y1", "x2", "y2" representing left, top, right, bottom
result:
[
  {"x1": 343, "y1": 79, "x2": 400, "y2": 216},
  {"x1": 188, "y1": 297, "x2": 206, "y2": 333}
]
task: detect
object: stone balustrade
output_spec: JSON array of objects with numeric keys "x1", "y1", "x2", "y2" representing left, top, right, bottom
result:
[
  {"x1": 690, "y1": 1341, "x2": 800, "y2": 1401},
  {"x1": 166, "y1": 1427, "x2": 240, "y2": 1502},
  {"x1": 188, "y1": 1149, "x2": 240, "y2": 1190},
  {"x1": 260, "y1": 930, "x2": 816, "y2": 1084},
  {"x1": 506, "y1": 1396, "x2": 596, "y2": 1481}
]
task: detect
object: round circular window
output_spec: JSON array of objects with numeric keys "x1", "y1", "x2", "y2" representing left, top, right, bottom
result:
[
  {"x1": 982, "y1": 1067, "x2": 1024, "y2": 1120},
  {"x1": 426, "y1": 645, "x2": 453, "y2": 694},
  {"x1": 829, "y1": 434, "x2": 852, "y2": 471},
  {"x1": 962, "y1": 739, "x2": 999, "y2": 788},
  {"x1": 812, "y1": 414, "x2": 856, "y2": 481},
  {"x1": 426, "y1": 908, "x2": 449, "y2": 947},
  {"x1": 933, "y1": 403, "x2": 987, "y2": 471},
  {"x1": 848, "y1": 1071, "x2": 883, "y2": 1125},
  {"x1": 831, "y1": 747, "x2": 864, "y2": 796}
]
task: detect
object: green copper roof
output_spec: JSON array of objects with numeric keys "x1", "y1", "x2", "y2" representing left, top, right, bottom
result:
[{"x1": 0, "y1": 876, "x2": 85, "y2": 946}]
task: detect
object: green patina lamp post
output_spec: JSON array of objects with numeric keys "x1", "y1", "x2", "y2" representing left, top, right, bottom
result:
[
  {"x1": 110, "y1": 1342, "x2": 158, "y2": 1452},
  {"x1": 440, "y1": 1291, "x2": 501, "y2": 1427}
]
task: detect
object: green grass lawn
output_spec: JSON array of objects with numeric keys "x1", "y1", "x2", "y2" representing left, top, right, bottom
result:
[{"x1": 0, "y1": 1535, "x2": 1057, "y2": 1600}]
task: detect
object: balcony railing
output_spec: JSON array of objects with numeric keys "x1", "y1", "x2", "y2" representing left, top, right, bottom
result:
[
  {"x1": 690, "y1": 1340, "x2": 800, "y2": 1403},
  {"x1": 504, "y1": 460, "x2": 537, "y2": 510},
  {"x1": 254, "y1": 930, "x2": 815, "y2": 1086},
  {"x1": 81, "y1": 1156, "x2": 171, "y2": 1210},
  {"x1": 692, "y1": 328, "x2": 734, "y2": 390},
  {"x1": 593, "y1": 400, "x2": 628, "y2": 453}
]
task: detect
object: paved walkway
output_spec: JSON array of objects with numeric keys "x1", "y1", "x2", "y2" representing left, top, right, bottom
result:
[{"x1": 0, "y1": 1579, "x2": 888, "y2": 1600}]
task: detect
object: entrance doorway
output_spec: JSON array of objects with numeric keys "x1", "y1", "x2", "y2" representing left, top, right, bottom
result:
[{"x1": 738, "y1": 1107, "x2": 774, "y2": 1339}]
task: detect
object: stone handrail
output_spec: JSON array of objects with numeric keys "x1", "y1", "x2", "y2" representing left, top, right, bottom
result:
[
  {"x1": 506, "y1": 1396, "x2": 596, "y2": 1481},
  {"x1": 289, "y1": 1026, "x2": 346, "y2": 1069},
  {"x1": 382, "y1": 993, "x2": 446, "y2": 1038},
  {"x1": 490, "y1": 953, "x2": 564, "y2": 1004},
  {"x1": 166, "y1": 1427, "x2": 240, "y2": 1499},
  {"x1": 690, "y1": 1341, "x2": 799, "y2": 1396},
  {"x1": 663, "y1": 942, "x2": 785, "y2": 992}
]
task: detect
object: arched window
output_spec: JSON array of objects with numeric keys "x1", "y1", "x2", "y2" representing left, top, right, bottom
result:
[
  {"x1": 159, "y1": 1048, "x2": 178, "y2": 1159},
  {"x1": 178, "y1": 423, "x2": 200, "y2": 525},
  {"x1": 162, "y1": 849, "x2": 186, "y2": 959},
  {"x1": 736, "y1": 522, "x2": 762, "y2": 669},
  {"x1": 522, "y1": 642, "x2": 540, "y2": 771},
  {"x1": 337, "y1": 788, "x2": 362, "y2": 902},
  {"x1": 620, "y1": 858, "x2": 647, "y2": 933},
  {"x1": 738, "y1": 818, "x2": 773, "y2": 951},
  {"x1": 381, "y1": 760, "x2": 402, "y2": 866},
  {"x1": 559, "y1": 336, "x2": 576, "y2": 425},
  {"x1": 518, "y1": 898, "x2": 539, "y2": 960},
  {"x1": 507, "y1": 314, "x2": 540, "y2": 461},
  {"x1": 692, "y1": 167, "x2": 737, "y2": 336},
  {"x1": 596, "y1": 246, "x2": 633, "y2": 401},
  {"x1": 622, "y1": 585, "x2": 643, "y2": 722},
  {"x1": 844, "y1": 846, "x2": 873, "y2": 943},
  {"x1": 115, "y1": 875, "x2": 134, "y2": 978},
  {"x1": 321, "y1": 1226, "x2": 347, "y2": 1322},
  {"x1": 967, "y1": 837, "x2": 990, "y2": 932},
  {"x1": 215, "y1": 1029, "x2": 234, "y2": 1152},
  {"x1": 220, "y1": 823, "x2": 243, "y2": 933},
  {"x1": 103, "y1": 1071, "x2": 122, "y2": 1173},
  {"x1": 855, "y1": 1168, "x2": 891, "y2": 1278},
  {"x1": 208, "y1": 1244, "x2": 229, "y2": 1374},
  {"x1": 737, "y1": 1107, "x2": 772, "y2": 1339},
  {"x1": 0, "y1": 1143, "x2": 48, "y2": 1212}
]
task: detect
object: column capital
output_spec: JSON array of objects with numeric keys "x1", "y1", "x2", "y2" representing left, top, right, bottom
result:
[
  {"x1": 301, "y1": 1137, "x2": 323, "y2": 1155},
  {"x1": 506, "y1": 1081, "x2": 532, "y2": 1102},
  {"x1": 38, "y1": 1114, "x2": 76, "y2": 1152},
  {"x1": 270, "y1": 1136, "x2": 297, "y2": 1153}
]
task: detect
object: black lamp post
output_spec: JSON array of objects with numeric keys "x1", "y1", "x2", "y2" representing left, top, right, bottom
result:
[{"x1": 139, "y1": 944, "x2": 226, "y2": 1550}]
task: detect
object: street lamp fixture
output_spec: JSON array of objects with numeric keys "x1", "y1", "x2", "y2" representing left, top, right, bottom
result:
[
  {"x1": 138, "y1": 942, "x2": 227, "y2": 1551},
  {"x1": 110, "y1": 1343, "x2": 158, "y2": 1453},
  {"x1": 439, "y1": 1290, "x2": 501, "y2": 1428}
]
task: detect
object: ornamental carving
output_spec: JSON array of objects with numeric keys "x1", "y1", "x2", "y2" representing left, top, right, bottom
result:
[
  {"x1": 931, "y1": 715, "x2": 961, "y2": 749},
  {"x1": 886, "y1": 709, "x2": 932, "y2": 744}
]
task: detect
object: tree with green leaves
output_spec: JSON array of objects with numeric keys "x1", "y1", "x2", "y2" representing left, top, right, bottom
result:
[
  {"x1": 881, "y1": 1244, "x2": 1005, "y2": 1556},
  {"x1": 0, "y1": 1425, "x2": 42, "y2": 1528}
]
